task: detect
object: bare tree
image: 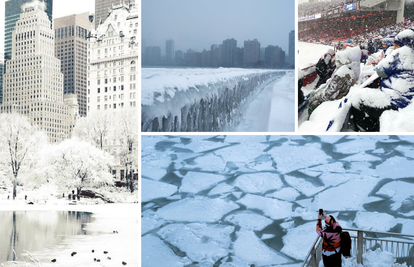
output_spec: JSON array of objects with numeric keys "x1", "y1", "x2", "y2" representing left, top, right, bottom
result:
[
  {"x1": 72, "y1": 112, "x2": 112, "y2": 150},
  {"x1": 0, "y1": 113, "x2": 47, "y2": 199},
  {"x1": 116, "y1": 110, "x2": 138, "y2": 192}
]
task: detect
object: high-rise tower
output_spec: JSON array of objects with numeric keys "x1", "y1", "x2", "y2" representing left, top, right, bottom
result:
[
  {"x1": 2, "y1": 4, "x2": 75, "y2": 142},
  {"x1": 55, "y1": 13, "x2": 93, "y2": 117}
]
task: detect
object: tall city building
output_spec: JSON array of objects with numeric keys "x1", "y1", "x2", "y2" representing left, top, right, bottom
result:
[
  {"x1": 2, "y1": 5, "x2": 76, "y2": 142},
  {"x1": 222, "y1": 38, "x2": 237, "y2": 67},
  {"x1": 265, "y1": 45, "x2": 285, "y2": 68},
  {"x1": 165, "y1": 39, "x2": 175, "y2": 63},
  {"x1": 288, "y1": 30, "x2": 295, "y2": 67},
  {"x1": 3, "y1": 0, "x2": 53, "y2": 104},
  {"x1": 88, "y1": 3, "x2": 138, "y2": 115},
  {"x1": 55, "y1": 13, "x2": 93, "y2": 117},
  {"x1": 5, "y1": 0, "x2": 53, "y2": 61},
  {"x1": 243, "y1": 39, "x2": 260, "y2": 66},
  {"x1": 95, "y1": 0, "x2": 135, "y2": 29}
]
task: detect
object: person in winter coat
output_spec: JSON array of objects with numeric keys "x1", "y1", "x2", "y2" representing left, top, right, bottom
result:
[
  {"x1": 317, "y1": 211, "x2": 342, "y2": 267},
  {"x1": 315, "y1": 49, "x2": 336, "y2": 89},
  {"x1": 351, "y1": 29, "x2": 414, "y2": 131}
]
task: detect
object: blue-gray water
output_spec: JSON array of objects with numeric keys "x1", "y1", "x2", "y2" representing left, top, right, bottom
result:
[{"x1": 0, "y1": 211, "x2": 93, "y2": 263}]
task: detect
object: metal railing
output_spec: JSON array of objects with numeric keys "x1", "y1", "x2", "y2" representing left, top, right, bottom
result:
[{"x1": 302, "y1": 228, "x2": 414, "y2": 267}]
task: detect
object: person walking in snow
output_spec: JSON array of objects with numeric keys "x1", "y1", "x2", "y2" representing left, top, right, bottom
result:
[
  {"x1": 315, "y1": 49, "x2": 336, "y2": 89},
  {"x1": 317, "y1": 211, "x2": 342, "y2": 267}
]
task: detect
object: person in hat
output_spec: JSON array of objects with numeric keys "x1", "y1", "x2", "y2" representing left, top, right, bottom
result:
[
  {"x1": 317, "y1": 211, "x2": 343, "y2": 267},
  {"x1": 350, "y1": 29, "x2": 414, "y2": 131},
  {"x1": 315, "y1": 48, "x2": 336, "y2": 89}
]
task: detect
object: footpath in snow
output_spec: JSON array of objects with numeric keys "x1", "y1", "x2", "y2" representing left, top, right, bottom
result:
[{"x1": 235, "y1": 70, "x2": 294, "y2": 132}]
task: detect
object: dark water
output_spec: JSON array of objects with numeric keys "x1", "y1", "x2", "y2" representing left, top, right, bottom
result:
[{"x1": 0, "y1": 211, "x2": 93, "y2": 263}]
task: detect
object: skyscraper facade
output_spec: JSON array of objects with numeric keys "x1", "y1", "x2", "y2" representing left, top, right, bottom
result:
[
  {"x1": 88, "y1": 3, "x2": 138, "y2": 115},
  {"x1": 55, "y1": 12, "x2": 93, "y2": 117},
  {"x1": 95, "y1": 0, "x2": 136, "y2": 29},
  {"x1": 288, "y1": 30, "x2": 295, "y2": 67},
  {"x1": 2, "y1": 5, "x2": 75, "y2": 142},
  {"x1": 222, "y1": 38, "x2": 237, "y2": 67},
  {"x1": 5, "y1": 0, "x2": 53, "y2": 61},
  {"x1": 243, "y1": 39, "x2": 260, "y2": 66},
  {"x1": 165, "y1": 39, "x2": 175, "y2": 62}
]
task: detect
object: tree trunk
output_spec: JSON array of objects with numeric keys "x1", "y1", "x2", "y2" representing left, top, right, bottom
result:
[{"x1": 13, "y1": 178, "x2": 17, "y2": 200}]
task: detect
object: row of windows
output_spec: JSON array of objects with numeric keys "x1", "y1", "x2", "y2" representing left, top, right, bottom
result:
[{"x1": 94, "y1": 101, "x2": 136, "y2": 110}]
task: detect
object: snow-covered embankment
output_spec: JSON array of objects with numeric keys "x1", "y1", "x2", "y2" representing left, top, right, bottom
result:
[{"x1": 141, "y1": 68, "x2": 285, "y2": 132}]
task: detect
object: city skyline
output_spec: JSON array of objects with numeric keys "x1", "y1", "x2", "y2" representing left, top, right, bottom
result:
[
  {"x1": 142, "y1": 0, "x2": 294, "y2": 55},
  {"x1": 0, "y1": 0, "x2": 95, "y2": 55}
]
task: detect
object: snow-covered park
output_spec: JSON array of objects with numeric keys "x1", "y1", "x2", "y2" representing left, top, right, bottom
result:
[
  {"x1": 142, "y1": 135, "x2": 414, "y2": 267},
  {"x1": 0, "y1": 112, "x2": 139, "y2": 265},
  {"x1": 141, "y1": 68, "x2": 294, "y2": 132}
]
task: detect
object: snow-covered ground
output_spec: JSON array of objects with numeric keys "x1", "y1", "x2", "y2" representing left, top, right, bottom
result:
[
  {"x1": 235, "y1": 71, "x2": 295, "y2": 132},
  {"x1": 142, "y1": 135, "x2": 414, "y2": 267},
  {"x1": 0, "y1": 201, "x2": 139, "y2": 266},
  {"x1": 142, "y1": 68, "x2": 294, "y2": 132}
]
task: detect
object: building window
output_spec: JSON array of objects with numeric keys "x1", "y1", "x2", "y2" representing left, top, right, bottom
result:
[{"x1": 97, "y1": 88, "x2": 100, "y2": 93}]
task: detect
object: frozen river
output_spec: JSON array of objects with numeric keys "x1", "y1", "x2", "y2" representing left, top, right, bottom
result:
[{"x1": 142, "y1": 135, "x2": 414, "y2": 267}]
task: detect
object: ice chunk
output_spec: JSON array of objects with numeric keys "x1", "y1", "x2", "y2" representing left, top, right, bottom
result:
[
  {"x1": 333, "y1": 137, "x2": 378, "y2": 154},
  {"x1": 285, "y1": 175, "x2": 323, "y2": 197},
  {"x1": 191, "y1": 153, "x2": 226, "y2": 171},
  {"x1": 157, "y1": 196, "x2": 240, "y2": 222},
  {"x1": 281, "y1": 221, "x2": 316, "y2": 260},
  {"x1": 376, "y1": 156, "x2": 414, "y2": 178},
  {"x1": 224, "y1": 210, "x2": 273, "y2": 231},
  {"x1": 233, "y1": 172, "x2": 283, "y2": 194},
  {"x1": 312, "y1": 178, "x2": 378, "y2": 211},
  {"x1": 142, "y1": 234, "x2": 190, "y2": 267},
  {"x1": 208, "y1": 183, "x2": 234, "y2": 196},
  {"x1": 268, "y1": 143, "x2": 330, "y2": 173},
  {"x1": 237, "y1": 194, "x2": 292, "y2": 220},
  {"x1": 266, "y1": 187, "x2": 300, "y2": 201},
  {"x1": 142, "y1": 179, "x2": 177, "y2": 202},
  {"x1": 354, "y1": 211, "x2": 397, "y2": 232},
  {"x1": 377, "y1": 181, "x2": 414, "y2": 210},
  {"x1": 233, "y1": 230, "x2": 292, "y2": 265},
  {"x1": 180, "y1": 172, "x2": 226, "y2": 194},
  {"x1": 158, "y1": 223, "x2": 234, "y2": 263}
]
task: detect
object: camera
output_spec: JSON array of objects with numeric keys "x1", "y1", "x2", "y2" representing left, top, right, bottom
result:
[{"x1": 319, "y1": 209, "x2": 324, "y2": 216}]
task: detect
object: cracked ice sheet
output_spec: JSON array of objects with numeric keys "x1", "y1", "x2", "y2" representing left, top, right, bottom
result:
[
  {"x1": 233, "y1": 172, "x2": 283, "y2": 194},
  {"x1": 237, "y1": 194, "x2": 292, "y2": 220},
  {"x1": 268, "y1": 142, "x2": 330, "y2": 174},
  {"x1": 180, "y1": 172, "x2": 226, "y2": 194},
  {"x1": 213, "y1": 140, "x2": 269, "y2": 166},
  {"x1": 266, "y1": 187, "x2": 300, "y2": 201},
  {"x1": 208, "y1": 183, "x2": 234, "y2": 196},
  {"x1": 190, "y1": 153, "x2": 227, "y2": 172},
  {"x1": 224, "y1": 210, "x2": 273, "y2": 231},
  {"x1": 141, "y1": 152, "x2": 171, "y2": 180},
  {"x1": 394, "y1": 144, "x2": 414, "y2": 159},
  {"x1": 142, "y1": 179, "x2": 178, "y2": 202},
  {"x1": 285, "y1": 175, "x2": 324, "y2": 197},
  {"x1": 142, "y1": 234, "x2": 190, "y2": 267},
  {"x1": 332, "y1": 136, "x2": 381, "y2": 154},
  {"x1": 312, "y1": 177, "x2": 379, "y2": 211},
  {"x1": 171, "y1": 136, "x2": 232, "y2": 153},
  {"x1": 375, "y1": 156, "x2": 414, "y2": 178},
  {"x1": 377, "y1": 181, "x2": 414, "y2": 210},
  {"x1": 342, "y1": 152, "x2": 382, "y2": 162},
  {"x1": 354, "y1": 211, "x2": 398, "y2": 232},
  {"x1": 157, "y1": 196, "x2": 240, "y2": 222},
  {"x1": 233, "y1": 230, "x2": 293, "y2": 265},
  {"x1": 142, "y1": 209, "x2": 165, "y2": 235},
  {"x1": 281, "y1": 221, "x2": 316, "y2": 260},
  {"x1": 158, "y1": 223, "x2": 234, "y2": 263}
]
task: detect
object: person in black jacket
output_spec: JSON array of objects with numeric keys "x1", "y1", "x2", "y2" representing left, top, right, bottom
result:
[{"x1": 315, "y1": 49, "x2": 336, "y2": 89}]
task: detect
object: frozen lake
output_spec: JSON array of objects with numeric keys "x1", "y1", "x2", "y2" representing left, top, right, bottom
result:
[
  {"x1": 0, "y1": 211, "x2": 93, "y2": 264},
  {"x1": 142, "y1": 135, "x2": 414, "y2": 267}
]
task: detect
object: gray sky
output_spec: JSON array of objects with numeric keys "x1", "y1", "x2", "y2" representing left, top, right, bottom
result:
[
  {"x1": 142, "y1": 0, "x2": 294, "y2": 55},
  {"x1": 0, "y1": 0, "x2": 95, "y2": 56}
]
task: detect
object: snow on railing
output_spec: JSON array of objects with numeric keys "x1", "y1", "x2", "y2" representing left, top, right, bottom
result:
[
  {"x1": 302, "y1": 228, "x2": 414, "y2": 267},
  {"x1": 141, "y1": 71, "x2": 285, "y2": 132}
]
